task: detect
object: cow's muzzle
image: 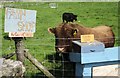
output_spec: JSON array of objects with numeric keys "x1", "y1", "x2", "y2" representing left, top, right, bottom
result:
[
  {"x1": 57, "y1": 48, "x2": 65, "y2": 52},
  {"x1": 55, "y1": 45, "x2": 70, "y2": 53},
  {"x1": 56, "y1": 46, "x2": 66, "y2": 53}
]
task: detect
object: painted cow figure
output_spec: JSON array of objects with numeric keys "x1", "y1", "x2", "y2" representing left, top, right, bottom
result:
[
  {"x1": 62, "y1": 13, "x2": 77, "y2": 23},
  {"x1": 48, "y1": 23, "x2": 115, "y2": 60}
]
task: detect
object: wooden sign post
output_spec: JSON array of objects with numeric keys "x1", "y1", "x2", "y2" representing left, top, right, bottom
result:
[
  {"x1": 12, "y1": 37, "x2": 24, "y2": 63},
  {"x1": 4, "y1": 8, "x2": 36, "y2": 63}
]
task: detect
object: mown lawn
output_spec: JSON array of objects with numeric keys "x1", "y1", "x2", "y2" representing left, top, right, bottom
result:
[{"x1": 1, "y1": 2, "x2": 119, "y2": 77}]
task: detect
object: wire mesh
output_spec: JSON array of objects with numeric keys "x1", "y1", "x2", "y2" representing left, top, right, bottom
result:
[
  {"x1": 23, "y1": 38, "x2": 76, "y2": 78},
  {"x1": 2, "y1": 34, "x2": 120, "y2": 77},
  {"x1": 22, "y1": 37, "x2": 119, "y2": 78}
]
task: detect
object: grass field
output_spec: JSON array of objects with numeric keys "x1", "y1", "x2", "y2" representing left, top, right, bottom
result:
[{"x1": 1, "y1": 2, "x2": 119, "y2": 77}]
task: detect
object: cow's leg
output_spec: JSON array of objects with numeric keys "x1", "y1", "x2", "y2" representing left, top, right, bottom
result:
[
  {"x1": 55, "y1": 52, "x2": 70, "y2": 62},
  {"x1": 62, "y1": 53, "x2": 70, "y2": 61},
  {"x1": 55, "y1": 52, "x2": 59, "y2": 60},
  {"x1": 55, "y1": 52, "x2": 62, "y2": 62}
]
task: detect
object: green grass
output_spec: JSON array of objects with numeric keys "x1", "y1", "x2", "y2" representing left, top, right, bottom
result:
[
  {"x1": 1, "y1": 2, "x2": 119, "y2": 77},
  {"x1": 0, "y1": 8, "x2": 2, "y2": 57}
]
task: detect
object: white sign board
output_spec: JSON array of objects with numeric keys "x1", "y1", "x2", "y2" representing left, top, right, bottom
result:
[{"x1": 4, "y1": 8, "x2": 37, "y2": 32}]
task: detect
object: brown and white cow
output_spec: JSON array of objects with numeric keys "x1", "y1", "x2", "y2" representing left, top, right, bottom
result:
[{"x1": 48, "y1": 23, "x2": 115, "y2": 53}]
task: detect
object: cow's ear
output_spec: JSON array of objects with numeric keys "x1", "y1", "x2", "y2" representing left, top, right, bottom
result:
[
  {"x1": 48, "y1": 28, "x2": 55, "y2": 34},
  {"x1": 75, "y1": 15, "x2": 77, "y2": 17}
]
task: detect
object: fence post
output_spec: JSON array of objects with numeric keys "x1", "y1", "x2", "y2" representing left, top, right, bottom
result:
[{"x1": 13, "y1": 37, "x2": 25, "y2": 63}]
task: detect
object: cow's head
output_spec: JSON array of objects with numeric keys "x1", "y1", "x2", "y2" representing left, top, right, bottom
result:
[
  {"x1": 73, "y1": 15, "x2": 77, "y2": 21},
  {"x1": 48, "y1": 23, "x2": 79, "y2": 53}
]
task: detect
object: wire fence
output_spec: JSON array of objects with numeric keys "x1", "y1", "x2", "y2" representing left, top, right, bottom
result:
[
  {"x1": 23, "y1": 40, "x2": 75, "y2": 78},
  {"x1": 8, "y1": 37, "x2": 117, "y2": 78},
  {"x1": 26, "y1": 37, "x2": 119, "y2": 77}
]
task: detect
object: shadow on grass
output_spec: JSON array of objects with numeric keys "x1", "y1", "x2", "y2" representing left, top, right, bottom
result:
[
  {"x1": 28, "y1": 53, "x2": 75, "y2": 78},
  {"x1": 3, "y1": 34, "x2": 11, "y2": 40}
]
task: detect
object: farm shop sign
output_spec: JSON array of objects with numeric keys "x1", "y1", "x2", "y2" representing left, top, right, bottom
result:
[
  {"x1": 9, "y1": 32, "x2": 33, "y2": 37},
  {"x1": 4, "y1": 8, "x2": 37, "y2": 33}
]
